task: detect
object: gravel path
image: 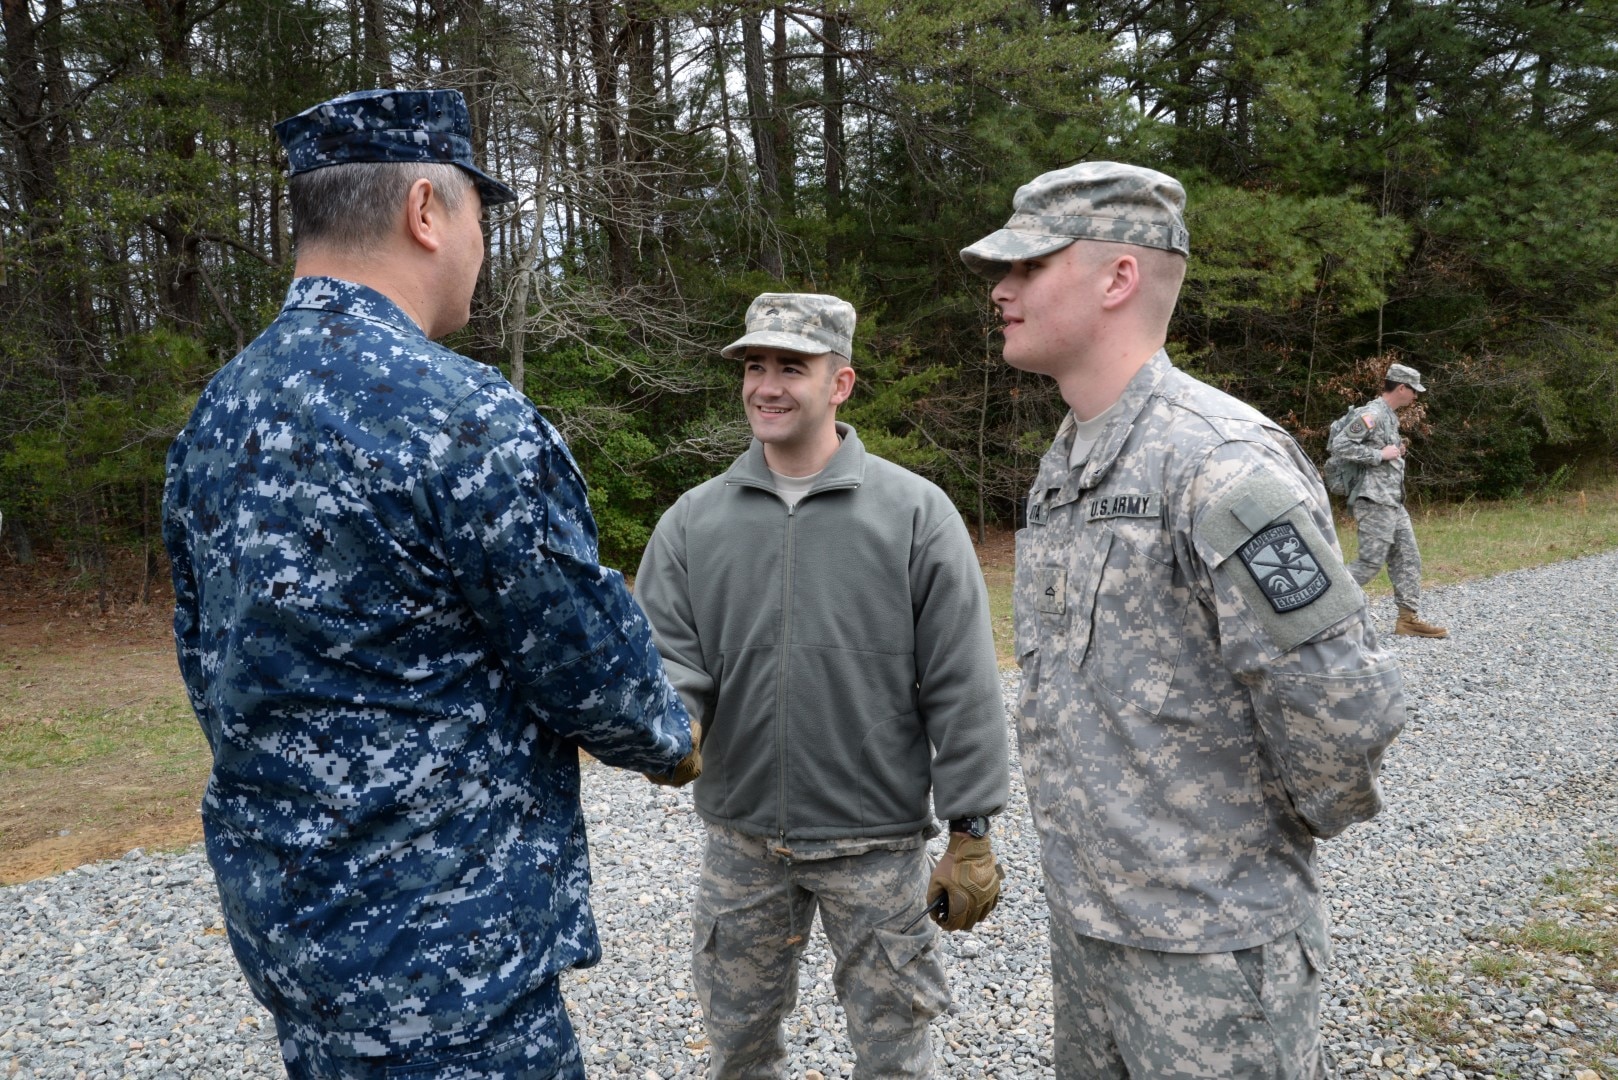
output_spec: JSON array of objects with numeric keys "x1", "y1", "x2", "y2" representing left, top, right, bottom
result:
[{"x1": 4, "y1": 551, "x2": 1616, "y2": 1079}]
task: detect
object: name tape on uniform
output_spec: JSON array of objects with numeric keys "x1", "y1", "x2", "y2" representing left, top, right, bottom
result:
[{"x1": 1086, "y1": 493, "x2": 1162, "y2": 521}]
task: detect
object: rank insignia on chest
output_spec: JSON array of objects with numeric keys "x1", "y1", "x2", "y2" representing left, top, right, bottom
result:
[
  {"x1": 1236, "y1": 522, "x2": 1331, "y2": 613},
  {"x1": 1034, "y1": 567, "x2": 1065, "y2": 615}
]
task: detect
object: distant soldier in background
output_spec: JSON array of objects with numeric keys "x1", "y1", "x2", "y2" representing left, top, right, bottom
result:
[
  {"x1": 1327, "y1": 364, "x2": 1449, "y2": 638},
  {"x1": 162, "y1": 89, "x2": 692, "y2": 1079},
  {"x1": 963, "y1": 162, "x2": 1406, "y2": 1079}
]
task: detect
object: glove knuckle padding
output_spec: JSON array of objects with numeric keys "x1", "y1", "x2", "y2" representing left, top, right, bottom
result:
[{"x1": 932, "y1": 835, "x2": 1003, "y2": 931}]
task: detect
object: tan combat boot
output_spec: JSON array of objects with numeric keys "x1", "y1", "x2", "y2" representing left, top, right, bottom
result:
[{"x1": 1395, "y1": 606, "x2": 1449, "y2": 638}]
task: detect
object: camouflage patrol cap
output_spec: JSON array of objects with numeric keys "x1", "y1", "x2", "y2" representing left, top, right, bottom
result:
[
  {"x1": 275, "y1": 88, "x2": 517, "y2": 206},
  {"x1": 720, "y1": 293, "x2": 856, "y2": 360},
  {"x1": 1386, "y1": 363, "x2": 1426, "y2": 392},
  {"x1": 960, "y1": 161, "x2": 1189, "y2": 278}
]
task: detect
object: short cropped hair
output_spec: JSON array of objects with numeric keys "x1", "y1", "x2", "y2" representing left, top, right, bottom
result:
[
  {"x1": 1384, "y1": 379, "x2": 1405, "y2": 394},
  {"x1": 289, "y1": 162, "x2": 474, "y2": 252},
  {"x1": 1067, "y1": 239, "x2": 1186, "y2": 330},
  {"x1": 1134, "y1": 245, "x2": 1187, "y2": 329}
]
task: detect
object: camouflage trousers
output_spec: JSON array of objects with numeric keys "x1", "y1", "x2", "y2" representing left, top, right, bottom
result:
[
  {"x1": 1347, "y1": 498, "x2": 1423, "y2": 613},
  {"x1": 1049, "y1": 904, "x2": 1332, "y2": 1080},
  {"x1": 272, "y1": 977, "x2": 584, "y2": 1080},
  {"x1": 692, "y1": 825, "x2": 950, "y2": 1080}
]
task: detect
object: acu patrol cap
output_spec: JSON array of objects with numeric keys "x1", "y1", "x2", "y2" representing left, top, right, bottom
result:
[
  {"x1": 960, "y1": 161, "x2": 1190, "y2": 279},
  {"x1": 275, "y1": 88, "x2": 518, "y2": 207},
  {"x1": 721, "y1": 293, "x2": 856, "y2": 360},
  {"x1": 1386, "y1": 363, "x2": 1426, "y2": 392}
]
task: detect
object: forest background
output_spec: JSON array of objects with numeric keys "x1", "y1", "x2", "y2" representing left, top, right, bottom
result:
[{"x1": 5, "y1": 0, "x2": 1618, "y2": 586}]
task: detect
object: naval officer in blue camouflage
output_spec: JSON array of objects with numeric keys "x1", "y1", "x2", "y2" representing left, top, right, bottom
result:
[
  {"x1": 162, "y1": 88, "x2": 693, "y2": 1079},
  {"x1": 962, "y1": 163, "x2": 1406, "y2": 1078}
]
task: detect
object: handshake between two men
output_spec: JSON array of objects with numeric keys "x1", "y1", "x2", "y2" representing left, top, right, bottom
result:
[{"x1": 166, "y1": 95, "x2": 1394, "y2": 1077}]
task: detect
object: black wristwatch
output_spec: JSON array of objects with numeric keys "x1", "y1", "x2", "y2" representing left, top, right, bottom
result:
[{"x1": 949, "y1": 815, "x2": 990, "y2": 838}]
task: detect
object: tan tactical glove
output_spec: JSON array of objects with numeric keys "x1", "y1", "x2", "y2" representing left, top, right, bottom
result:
[
  {"x1": 646, "y1": 721, "x2": 702, "y2": 788},
  {"x1": 926, "y1": 832, "x2": 1004, "y2": 932}
]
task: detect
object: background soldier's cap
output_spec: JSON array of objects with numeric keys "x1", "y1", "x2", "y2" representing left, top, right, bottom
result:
[
  {"x1": 275, "y1": 88, "x2": 518, "y2": 206},
  {"x1": 1386, "y1": 363, "x2": 1426, "y2": 392},
  {"x1": 959, "y1": 161, "x2": 1190, "y2": 278},
  {"x1": 720, "y1": 293, "x2": 856, "y2": 360}
]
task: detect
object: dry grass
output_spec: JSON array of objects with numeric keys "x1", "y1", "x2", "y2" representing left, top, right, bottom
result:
[
  {"x1": 0, "y1": 559, "x2": 208, "y2": 884},
  {"x1": 1342, "y1": 480, "x2": 1618, "y2": 592},
  {"x1": 979, "y1": 476, "x2": 1618, "y2": 664},
  {"x1": 6, "y1": 476, "x2": 1618, "y2": 883}
]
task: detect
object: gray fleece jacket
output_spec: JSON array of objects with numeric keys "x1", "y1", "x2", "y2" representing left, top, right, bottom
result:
[{"x1": 635, "y1": 424, "x2": 1009, "y2": 841}]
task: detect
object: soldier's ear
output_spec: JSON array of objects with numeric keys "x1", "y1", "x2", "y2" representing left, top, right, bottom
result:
[
  {"x1": 1097, "y1": 253, "x2": 1141, "y2": 311},
  {"x1": 829, "y1": 363, "x2": 855, "y2": 406},
  {"x1": 403, "y1": 178, "x2": 442, "y2": 253}
]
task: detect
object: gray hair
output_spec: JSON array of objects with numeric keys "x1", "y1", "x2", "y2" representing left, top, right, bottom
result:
[{"x1": 289, "y1": 161, "x2": 474, "y2": 251}]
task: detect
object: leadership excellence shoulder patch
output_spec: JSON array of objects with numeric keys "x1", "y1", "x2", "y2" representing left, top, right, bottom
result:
[{"x1": 1236, "y1": 522, "x2": 1331, "y2": 613}]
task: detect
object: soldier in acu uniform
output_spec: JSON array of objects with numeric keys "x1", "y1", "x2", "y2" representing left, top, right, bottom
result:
[
  {"x1": 162, "y1": 89, "x2": 693, "y2": 1080},
  {"x1": 633, "y1": 293, "x2": 1011, "y2": 1079},
  {"x1": 1327, "y1": 364, "x2": 1449, "y2": 638},
  {"x1": 960, "y1": 162, "x2": 1407, "y2": 1079}
]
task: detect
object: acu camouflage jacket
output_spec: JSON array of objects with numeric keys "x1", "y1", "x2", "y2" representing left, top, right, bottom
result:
[
  {"x1": 1014, "y1": 351, "x2": 1405, "y2": 953},
  {"x1": 162, "y1": 277, "x2": 691, "y2": 1059},
  {"x1": 1328, "y1": 396, "x2": 1406, "y2": 506}
]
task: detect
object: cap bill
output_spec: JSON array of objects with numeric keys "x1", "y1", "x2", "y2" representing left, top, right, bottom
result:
[
  {"x1": 958, "y1": 228, "x2": 1075, "y2": 278},
  {"x1": 463, "y1": 164, "x2": 518, "y2": 206},
  {"x1": 720, "y1": 330, "x2": 834, "y2": 360}
]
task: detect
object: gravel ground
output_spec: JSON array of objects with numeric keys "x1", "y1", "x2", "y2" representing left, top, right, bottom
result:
[{"x1": 4, "y1": 551, "x2": 1616, "y2": 1079}]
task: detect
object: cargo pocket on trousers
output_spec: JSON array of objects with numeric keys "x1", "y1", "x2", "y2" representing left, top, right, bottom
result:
[
  {"x1": 693, "y1": 907, "x2": 719, "y2": 959},
  {"x1": 1295, "y1": 907, "x2": 1331, "y2": 976},
  {"x1": 691, "y1": 908, "x2": 719, "y2": 1005},
  {"x1": 869, "y1": 926, "x2": 950, "y2": 1039}
]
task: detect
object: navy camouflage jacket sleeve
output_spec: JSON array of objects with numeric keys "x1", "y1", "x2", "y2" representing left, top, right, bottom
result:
[
  {"x1": 423, "y1": 383, "x2": 691, "y2": 772},
  {"x1": 1187, "y1": 438, "x2": 1405, "y2": 838},
  {"x1": 163, "y1": 482, "x2": 211, "y2": 750}
]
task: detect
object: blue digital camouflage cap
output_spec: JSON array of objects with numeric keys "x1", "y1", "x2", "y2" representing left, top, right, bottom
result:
[
  {"x1": 275, "y1": 88, "x2": 518, "y2": 206},
  {"x1": 960, "y1": 161, "x2": 1189, "y2": 278}
]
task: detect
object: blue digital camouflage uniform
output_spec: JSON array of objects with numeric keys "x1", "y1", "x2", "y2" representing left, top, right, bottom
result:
[
  {"x1": 1328, "y1": 397, "x2": 1426, "y2": 613},
  {"x1": 162, "y1": 275, "x2": 691, "y2": 1072}
]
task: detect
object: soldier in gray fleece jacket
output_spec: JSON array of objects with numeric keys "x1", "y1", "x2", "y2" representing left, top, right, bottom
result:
[{"x1": 634, "y1": 292, "x2": 1010, "y2": 1079}]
